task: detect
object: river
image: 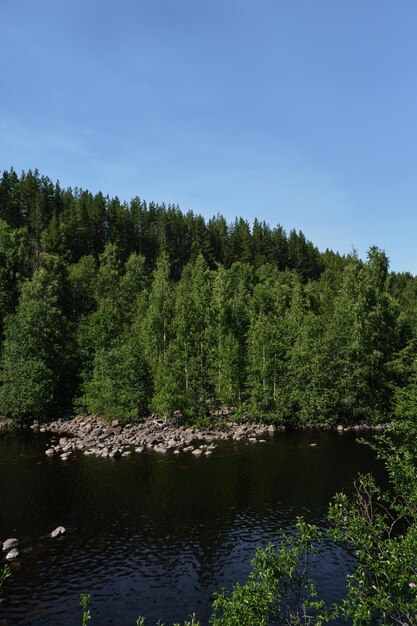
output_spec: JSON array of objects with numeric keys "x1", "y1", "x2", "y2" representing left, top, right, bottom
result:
[{"x1": 0, "y1": 428, "x2": 384, "y2": 625}]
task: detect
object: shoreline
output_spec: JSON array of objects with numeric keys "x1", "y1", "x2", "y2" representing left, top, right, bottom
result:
[{"x1": 0, "y1": 415, "x2": 386, "y2": 461}]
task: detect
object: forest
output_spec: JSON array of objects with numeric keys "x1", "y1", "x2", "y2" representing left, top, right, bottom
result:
[{"x1": 1, "y1": 167, "x2": 417, "y2": 426}]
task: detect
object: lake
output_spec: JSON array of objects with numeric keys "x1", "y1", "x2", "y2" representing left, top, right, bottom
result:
[{"x1": 0, "y1": 428, "x2": 384, "y2": 625}]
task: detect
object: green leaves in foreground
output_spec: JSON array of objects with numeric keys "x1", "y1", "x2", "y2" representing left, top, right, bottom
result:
[
  {"x1": 0, "y1": 565, "x2": 10, "y2": 604},
  {"x1": 328, "y1": 423, "x2": 417, "y2": 625},
  {"x1": 210, "y1": 519, "x2": 332, "y2": 626}
]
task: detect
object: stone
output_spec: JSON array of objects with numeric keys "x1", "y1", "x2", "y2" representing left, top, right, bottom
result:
[
  {"x1": 3, "y1": 538, "x2": 19, "y2": 552},
  {"x1": 45, "y1": 448, "x2": 55, "y2": 456},
  {"x1": 111, "y1": 420, "x2": 119, "y2": 428},
  {"x1": 192, "y1": 449, "x2": 203, "y2": 456},
  {"x1": 51, "y1": 526, "x2": 66, "y2": 538},
  {"x1": 267, "y1": 425, "x2": 277, "y2": 433},
  {"x1": 336, "y1": 425, "x2": 344, "y2": 432},
  {"x1": 5, "y1": 548, "x2": 19, "y2": 561}
]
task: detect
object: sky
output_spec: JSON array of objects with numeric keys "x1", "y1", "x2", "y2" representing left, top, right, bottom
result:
[{"x1": 1, "y1": 0, "x2": 417, "y2": 273}]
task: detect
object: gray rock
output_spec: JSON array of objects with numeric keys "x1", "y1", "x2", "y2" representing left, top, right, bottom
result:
[
  {"x1": 192, "y1": 449, "x2": 203, "y2": 456},
  {"x1": 5, "y1": 548, "x2": 19, "y2": 561},
  {"x1": 45, "y1": 448, "x2": 55, "y2": 456},
  {"x1": 51, "y1": 526, "x2": 66, "y2": 538},
  {"x1": 3, "y1": 538, "x2": 19, "y2": 552}
]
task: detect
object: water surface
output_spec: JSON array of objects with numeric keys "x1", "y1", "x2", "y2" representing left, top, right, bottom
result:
[{"x1": 0, "y1": 429, "x2": 384, "y2": 625}]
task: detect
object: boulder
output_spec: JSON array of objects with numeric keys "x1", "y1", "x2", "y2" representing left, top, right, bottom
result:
[
  {"x1": 51, "y1": 526, "x2": 66, "y2": 538},
  {"x1": 5, "y1": 548, "x2": 19, "y2": 561},
  {"x1": 3, "y1": 538, "x2": 19, "y2": 552},
  {"x1": 192, "y1": 449, "x2": 203, "y2": 456}
]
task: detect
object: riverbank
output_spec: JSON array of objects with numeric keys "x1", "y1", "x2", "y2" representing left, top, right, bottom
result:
[
  {"x1": 25, "y1": 415, "x2": 385, "y2": 461},
  {"x1": 38, "y1": 415, "x2": 284, "y2": 460}
]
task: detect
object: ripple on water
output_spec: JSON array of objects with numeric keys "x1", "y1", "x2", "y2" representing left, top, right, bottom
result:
[{"x1": 0, "y1": 430, "x2": 385, "y2": 625}]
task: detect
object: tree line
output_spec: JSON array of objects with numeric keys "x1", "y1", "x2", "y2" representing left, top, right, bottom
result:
[{"x1": 1, "y1": 168, "x2": 417, "y2": 425}]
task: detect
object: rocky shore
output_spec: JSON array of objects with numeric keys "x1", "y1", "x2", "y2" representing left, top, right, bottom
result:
[
  {"x1": 37, "y1": 415, "x2": 284, "y2": 461},
  {"x1": 0, "y1": 414, "x2": 387, "y2": 462}
]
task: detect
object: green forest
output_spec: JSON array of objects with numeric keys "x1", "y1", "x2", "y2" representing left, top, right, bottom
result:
[{"x1": 1, "y1": 167, "x2": 417, "y2": 426}]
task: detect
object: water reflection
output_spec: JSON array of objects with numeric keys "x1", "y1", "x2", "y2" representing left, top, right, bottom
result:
[{"x1": 0, "y1": 430, "x2": 384, "y2": 625}]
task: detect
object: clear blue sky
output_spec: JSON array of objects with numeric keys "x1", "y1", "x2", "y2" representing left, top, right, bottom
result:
[{"x1": 1, "y1": 0, "x2": 417, "y2": 273}]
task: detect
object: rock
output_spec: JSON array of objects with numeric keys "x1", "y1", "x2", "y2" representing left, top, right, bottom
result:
[
  {"x1": 111, "y1": 420, "x2": 119, "y2": 428},
  {"x1": 259, "y1": 439, "x2": 266, "y2": 443},
  {"x1": 45, "y1": 448, "x2": 55, "y2": 456},
  {"x1": 109, "y1": 449, "x2": 121, "y2": 459},
  {"x1": 3, "y1": 538, "x2": 19, "y2": 552},
  {"x1": 192, "y1": 449, "x2": 203, "y2": 456},
  {"x1": 122, "y1": 451, "x2": 132, "y2": 457},
  {"x1": 135, "y1": 447, "x2": 144, "y2": 453},
  {"x1": 336, "y1": 424, "x2": 344, "y2": 432},
  {"x1": 51, "y1": 526, "x2": 66, "y2": 538},
  {"x1": 5, "y1": 548, "x2": 19, "y2": 561},
  {"x1": 267, "y1": 425, "x2": 277, "y2": 433},
  {"x1": 59, "y1": 437, "x2": 68, "y2": 446},
  {"x1": 60, "y1": 453, "x2": 70, "y2": 460}
]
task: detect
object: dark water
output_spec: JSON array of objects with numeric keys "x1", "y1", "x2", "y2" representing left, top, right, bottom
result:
[{"x1": 0, "y1": 429, "x2": 385, "y2": 625}]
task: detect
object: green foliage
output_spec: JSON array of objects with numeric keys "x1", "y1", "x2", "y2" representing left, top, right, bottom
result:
[
  {"x1": 0, "y1": 264, "x2": 73, "y2": 421},
  {"x1": 83, "y1": 333, "x2": 152, "y2": 421},
  {"x1": 211, "y1": 518, "x2": 332, "y2": 626},
  {"x1": 327, "y1": 419, "x2": 417, "y2": 625},
  {"x1": 1, "y1": 167, "x2": 417, "y2": 428},
  {"x1": 80, "y1": 593, "x2": 91, "y2": 626},
  {"x1": 0, "y1": 565, "x2": 10, "y2": 604}
]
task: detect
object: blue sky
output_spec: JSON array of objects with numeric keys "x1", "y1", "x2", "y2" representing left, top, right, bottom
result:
[{"x1": 1, "y1": 0, "x2": 417, "y2": 272}]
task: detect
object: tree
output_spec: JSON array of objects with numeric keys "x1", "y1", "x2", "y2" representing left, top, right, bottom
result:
[
  {"x1": 170, "y1": 254, "x2": 213, "y2": 420},
  {"x1": 83, "y1": 331, "x2": 152, "y2": 422},
  {"x1": 0, "y1": 262, "x2": 73, "y2": 421}
]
